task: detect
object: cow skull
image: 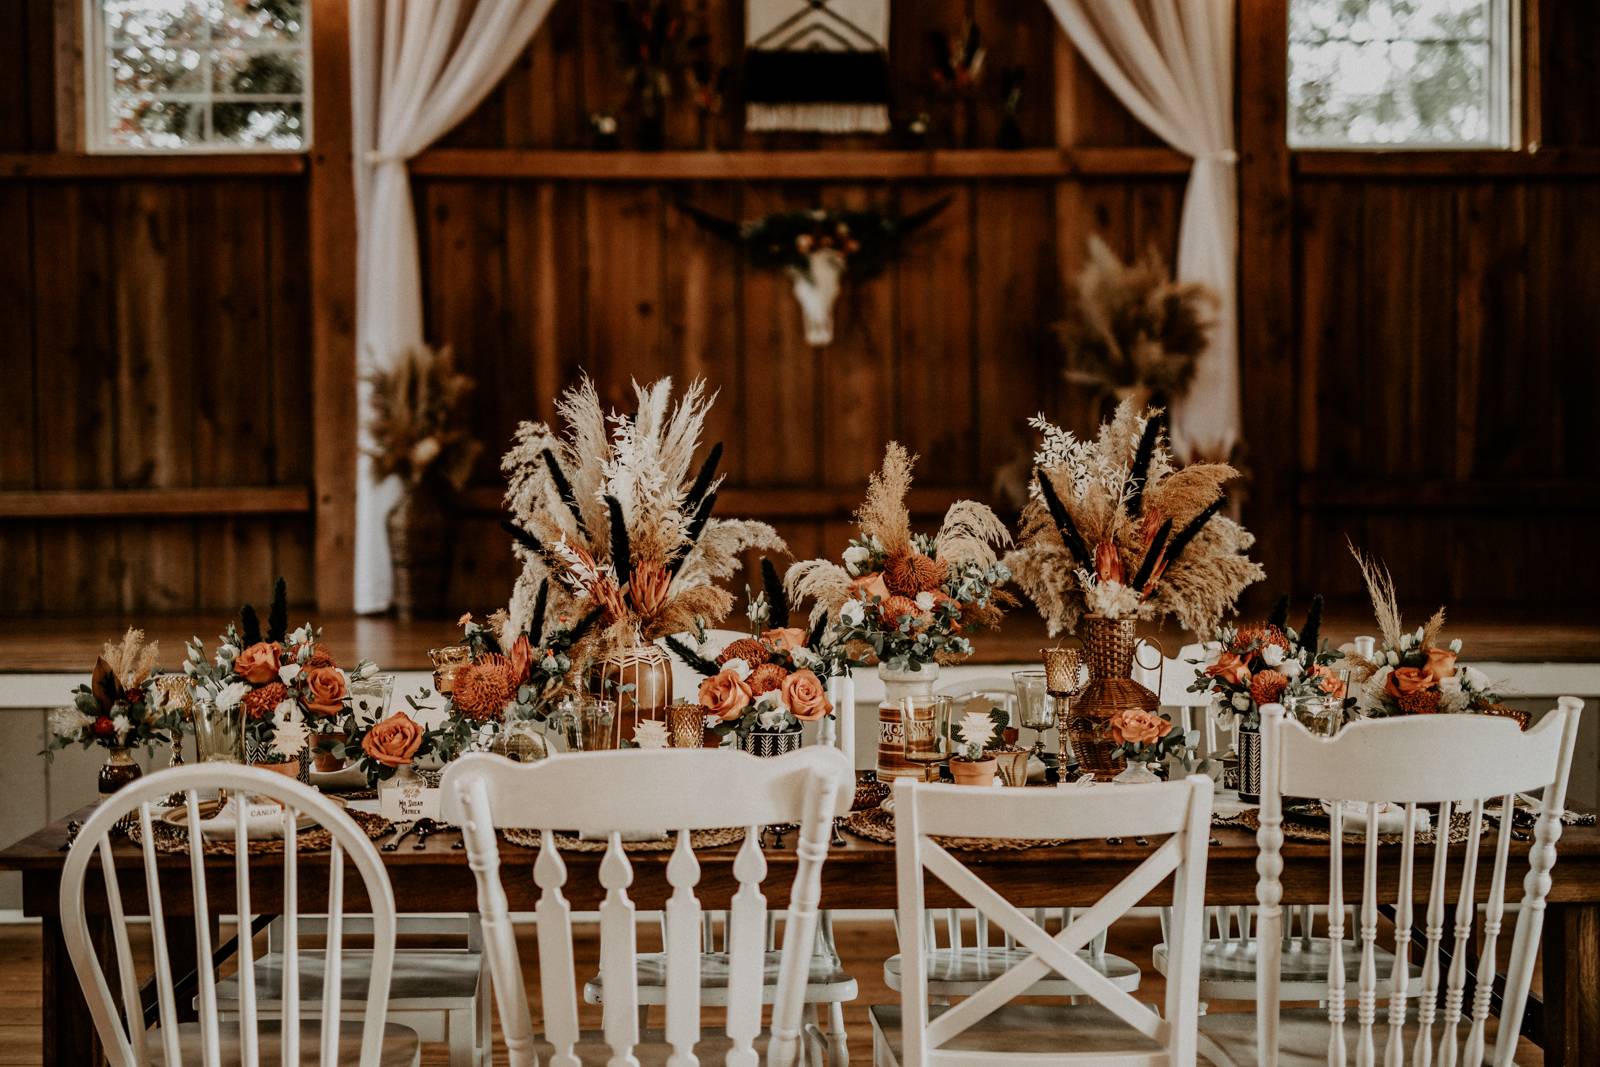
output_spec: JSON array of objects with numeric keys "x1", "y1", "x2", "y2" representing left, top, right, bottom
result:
[
  {"x1": 788, "y1": 250, "x2": 847, "y2": 347},
  {"x1": 676, "y1": 198, "x2": 950, "y2": 349}
]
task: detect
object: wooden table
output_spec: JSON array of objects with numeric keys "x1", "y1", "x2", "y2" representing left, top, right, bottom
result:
[{"x1": 4, "y1": 808, "x2": 1599, "y2": 1065}]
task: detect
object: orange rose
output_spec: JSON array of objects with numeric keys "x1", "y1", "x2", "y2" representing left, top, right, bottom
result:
[
  {"x1": 748, "y1": 662, "x2": 790, "y2": 695},
  {"x1": 301, "y1": 666, "x2": 348, "y2": 717},
  {"x1": 361, "y1": 711, "x2": 425, "y2": 768},
  {"x1": 761, "y1": 627, "x2": 808, "y2": 653},
  {"x1": 850, "y1": 573, "x2": 890, "y2": 603},
  {"x1": 698, "y1": 668, "x2": 753, "y2": 721},
  {"x1": 1205, "y1": 652, "x2": 1251, "y2": 686},
  {"x1": 1110, "y1": 708, "x2": 1172, "y2": 746},
  {"x1": 1385, "y1": 666, "x2": 1438, "y2": 699},
  {"x1": 781, "y1": 669, "x2": 832, "y2": 721},
  {"x1": 507, "y1": 634, "x2": 534, "y2": 685},
  {"x1": 1424, "y1": 647, "x2": 1457, "y2": 680},
  {"x1": 1310, "y1": 664, "x2": 1347, "y2": 699},
  {"x1": 235, "y1": 642, "x2": 281, "y2": 684}
]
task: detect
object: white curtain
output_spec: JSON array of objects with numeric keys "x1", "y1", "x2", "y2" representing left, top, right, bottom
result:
[
  {"x1": 350, "y1": 0, "x2": 557, "y2": 614},
  {"x1": 1041, "y1": 0, "x2": 1239, "y2": 462}
]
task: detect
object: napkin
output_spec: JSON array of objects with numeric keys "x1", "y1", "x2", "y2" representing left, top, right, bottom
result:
[
  {"x1": 197, "y1": 798, "x2": 295, "y2": 840},
  {"x1": 1321, "y1": 801, "x2": 1431, "y2": 836}
]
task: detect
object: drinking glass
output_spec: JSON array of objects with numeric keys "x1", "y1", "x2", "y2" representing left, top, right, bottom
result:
[
  {"x1": 558, "y1": 697, "x2": 616, "y2": 752},
  {"x1": 901, "y1": 696, "x2": 952, "y2": 782},
  {"x1": 193, "y1": 697, "x2": 242, "y2": 764},
  {"x1": 1011, "y1": 670, "x2": 1053, "y2": 754},
  {"x1": 349, "y1": 674, "x2": 395, "y2": 728}
]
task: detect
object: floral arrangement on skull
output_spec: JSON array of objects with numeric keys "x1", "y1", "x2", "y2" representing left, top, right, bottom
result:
[{"x1": 786, "y1": 443, "x2": 1014, "y2": 671}]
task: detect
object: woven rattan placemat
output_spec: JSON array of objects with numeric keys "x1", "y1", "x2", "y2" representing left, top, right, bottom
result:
[{"x1": 129, "y1": 807, "x2": 392, "y2": 855}]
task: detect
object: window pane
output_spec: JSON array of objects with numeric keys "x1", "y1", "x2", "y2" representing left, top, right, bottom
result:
[
  {"x1": 90, "y1": 0, "x2": 309, "y2": 152},
  {"x1": 1289, "y1": 0, "x2": 1508, "y2": 147}
]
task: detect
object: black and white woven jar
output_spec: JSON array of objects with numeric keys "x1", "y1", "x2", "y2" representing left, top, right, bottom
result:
[
  {"x1": 736, "y1": 726, "x2": 804, "y2": 759},
  {"x1": 1236, "y1": 725, "x2": 1262, "y2": 804}
]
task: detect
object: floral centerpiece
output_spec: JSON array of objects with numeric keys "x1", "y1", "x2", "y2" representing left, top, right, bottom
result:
[
  {"x1": 1189, "y1": 595, "x2": 1349, "y2": 732},
  {"x1": 1345, "y1": 547, "x2": 1502, "y2": 718},
  {"x1": 1004, "y1": 402, "x2": 1262, "y2": 778},
  {"x1": 669, "y1": 560, "x2": 844, "y2": 755},
  {"x1": 45, "y1": 630, "x2": 184, "y2": 805},
  {"x1": 786, "y1": 443, "x2": 1012, "y2": 779},
  {"x1": 428, "y1": 582, "x2": 602, "y2": 763},
  {"x1": 183, "y1": 579, "x2": 377, "y2": 780},
  {"x1": 1106, "y1": 706, "x2": 1190, "y2": 784},
  {"x1": 500, "y1": 376, "x2": 784, "y2": 747}
]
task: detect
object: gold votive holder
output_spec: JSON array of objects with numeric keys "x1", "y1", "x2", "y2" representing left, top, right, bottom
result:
[
  {"x1": 429, "y1": 645, "x2": 471, "y2": 695},
  {"x1": 1040, "y1": 646, "x2": 1084, "y2": 698},
  {"x1": 667, "y1": 703, "x2": 710, "y2": 749}
]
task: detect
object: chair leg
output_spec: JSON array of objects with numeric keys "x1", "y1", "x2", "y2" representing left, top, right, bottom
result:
[
  {"x1": 825, "y1": 1001, "x2": 850, "y2": 1066},
  {"x1": 447, "y1": 1007, "x2": 473, "y2": 1067}
]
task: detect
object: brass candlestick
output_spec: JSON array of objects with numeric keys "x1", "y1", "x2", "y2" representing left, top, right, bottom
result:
[{"x1": 1039, "y1": 646, "x2": 1085, "y2": 775}]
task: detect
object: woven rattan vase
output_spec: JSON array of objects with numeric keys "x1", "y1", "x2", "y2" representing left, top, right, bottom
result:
[
  {"x1": 386, "y1": 486, "x2": 450, "y2": 621},
  {"x1": 1065, "y1": 615, "x2": 1157, "y2": 780}
]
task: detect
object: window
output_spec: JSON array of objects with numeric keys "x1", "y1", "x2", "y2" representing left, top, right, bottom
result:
[
  {"x1": 86, "y1": 1, "x2": 310, "y2": 152},
  {"x1": 1288, "y1": 0, "x2": 1515, "y2": 148}
]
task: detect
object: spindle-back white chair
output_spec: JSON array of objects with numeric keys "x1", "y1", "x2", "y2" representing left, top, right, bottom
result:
[
  {"x1": 1200, "y1": 698, "x2": 1583, "y2": 1067},
  {"x1": 872, "y1": 775, "x2": 1215, "y2": 1066},
  {"x1": 59, "y1": 763, "x2": 420, "y2": 1067},
  {"x1": 443, "y1": 745, "x2": 852, "y2": 1067}
]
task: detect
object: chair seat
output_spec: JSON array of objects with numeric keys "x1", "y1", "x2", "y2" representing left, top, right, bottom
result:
[
  {"x1": 584, "y1": 950, "x2": 857, "y2": 1006},
  {"x1": 530, "y1": 1029, "x2": 774, "y2": 1065},
  {"x1": 870, "y1": 1003, "x2": 1167, "y2": 1063},
  {"x1": 1153, "y1": 938, "x2": 1423, "y2": 1001},
  {"x1": 1196, "y1": 1007, "x2": 1512, "y2": 1067},
  {"x1": 152, "y1": 1019, "x2": 420, "y2": 1066},
  {"x1": 884, "y1": 946, "x2": 1142, "y2": 997},
  {"x1": 211, "y1": 949, "x2": 482, "y2": 1010}
]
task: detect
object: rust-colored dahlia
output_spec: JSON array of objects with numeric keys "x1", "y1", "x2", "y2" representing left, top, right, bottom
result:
[
  {"x1": 1397, "y1": 688, "x2": 1442, "y2": 715},
  {"x1": 243, "y1": 682, "x2": 288, "y2": 721},
  {"x1": 884, "y1": 551, "x2": 949, "y2": 596},
  {"x1": 748, "y1": 662, "x2": 790, "y2": 695},
  {"x1": 452, "y1": 655, "x2": 519, "y2": 722},
  {"x1": 1232, "y1": 624, "x2": 1289, "y2": 657},
  {"x1": 879, "y1": 595, "x2": 921, "y2": 624},
  {"x1": 306, "y1": 645, "x2": 337, "y2": 668},
  {"x1": 1249, "y1": 669, "x2": 1289, "y2": 707},
  {"x1": 717, "y1": 638, "x2": 771, "y2": 667}
]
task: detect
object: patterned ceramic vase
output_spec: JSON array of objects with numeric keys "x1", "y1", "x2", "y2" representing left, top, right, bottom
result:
[
  {"x1": 245, "y1": 735, "x2": 311, "y2": 784},
  {"x1": 736, "y1": 726, "x2": 804, "y2": 758},
  {"x1": 876, "y1": 662, "x2": 939, "y2": 781},
  {"x1": 1236, "y1": 725, "x2": 1262, "y2": 803}
]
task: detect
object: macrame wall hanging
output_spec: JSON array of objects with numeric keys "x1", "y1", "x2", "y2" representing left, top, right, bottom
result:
[{"x1": 744, "y1": 0, "x2": 890, "y2": 133}]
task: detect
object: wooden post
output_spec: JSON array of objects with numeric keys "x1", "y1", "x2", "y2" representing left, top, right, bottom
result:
[
  {"x1": 308, "y1": 0, "x2": 358, "y2": 613},
  {"x1": 1235, "y1": 0, "x2": 1296, "y2": 597}
]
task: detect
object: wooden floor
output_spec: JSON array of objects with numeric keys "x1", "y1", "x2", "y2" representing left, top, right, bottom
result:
[{"x1": 0, "y1": 916, "x2": 1544, "y2": 1065}]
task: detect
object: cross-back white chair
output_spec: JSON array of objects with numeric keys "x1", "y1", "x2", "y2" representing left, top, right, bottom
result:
[
  {"x1": 59, "y1": 763, "x2": 420, "y2": 1067},
  {"x1": 1200, "y1": 698, "x2": 1584, "y2": 1067},
  {"x1": 443, "y1": 745, "x2": 852, "y2": 1067},
  {"x1": 872, "y1": 775, "x2": 1215, "y2": 1066}
]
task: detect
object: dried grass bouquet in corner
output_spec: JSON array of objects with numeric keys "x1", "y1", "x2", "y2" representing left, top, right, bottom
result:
[
  {"x1": 786, "y1": 443, "x2": 1014, "y2": 670},
  {"x1": 1005, "y1": 401, "x2": 1262, "y2": 638},
  {"x1": 365, "y1": 343, "x2": 483, "y2": 492},
  {"x1": 499, "y1": 376, "x2": 786, "y2": 667},
  {"x1": 1055, "y1": 236, "x2": 1217, "y2": 409}
]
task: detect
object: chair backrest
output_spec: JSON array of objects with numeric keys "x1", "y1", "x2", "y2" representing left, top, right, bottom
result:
[
  {"x1": 441, "y1": 745, "x2": 851, "y2": 1067},
  {"x1": 1254, "y1": 698, "x2": 1584, "y2": 1067},
  {"x1": 60, "y1": 763, "x2": 399, "y2": 1067},
  {"x1": 891, "y1": 775, "x2": 1214, "y2": 1065}
]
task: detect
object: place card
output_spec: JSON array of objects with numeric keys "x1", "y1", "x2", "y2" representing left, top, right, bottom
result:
[{"x1": 381, "y1": 779, "x2": 441, "y2": 822}]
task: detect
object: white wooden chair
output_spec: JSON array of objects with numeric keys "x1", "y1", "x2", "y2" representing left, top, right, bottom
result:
[
  {"x1": 1200, "y1": 697, "x2": 1584, "y2": 1066},
  {"x1": 59, "y1": 763, "x2": 420, "y2": 1066},
  {"x1": 443, "y1": 745, "x2": 852, "y2": 1067},
  {"x1": 871, "y1": 775, "x2": 1215, "y2": 1065}
]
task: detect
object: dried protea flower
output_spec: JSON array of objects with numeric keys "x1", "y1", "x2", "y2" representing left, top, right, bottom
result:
[
  {"x1": 243, "y1": 682, "x2": 288, "y2": 722},
  {"x1": 453, "y1": 656, "x2": 518, "y2": 722},
  {"x1": 885, "y1": 551, "x2": 948, "y2": 596},
  {"x1": 748, "y1": 662, "x2": 789, "y2": 695},
  {"x1": 1094, "y1": 540, "x2": 1126, "y2": 584},
  {"x1": 628, "y1": 559, "x2": 671, "y2": 616},
  {"x1": 588, "y1": 576, "x2": 629, "y2": 623},
  {"x1": 1231, "y1": 624, "x2": 1289, "y2": 656},
  {"x1": 717, "y1": 638, "x2": 771, "y2": 667}
]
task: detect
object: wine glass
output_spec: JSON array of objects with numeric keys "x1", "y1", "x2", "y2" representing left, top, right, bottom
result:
[
  {"x1": 901, "y1": 696, "x2": 952, "y2": 783},
  {"x1": 1011, "y1": 670, "x2": 1053, "y2": 755}
]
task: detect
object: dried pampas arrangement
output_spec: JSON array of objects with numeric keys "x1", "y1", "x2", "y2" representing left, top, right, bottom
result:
[
  {"x1": 499, "y1": 376, "x2": 785, "y2": 666},
  {"x1": 1056, "y1": 236, "x2": 1217, "y2": 410},
  {"x1": 1004, "y1": 401, "x2": 1261, "y2": 638},
  {"x1": 365, "y1": 344, "x2": 483, "y2": 491}
]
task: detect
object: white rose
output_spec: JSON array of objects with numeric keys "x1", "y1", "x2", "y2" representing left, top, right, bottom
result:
[
  {"x1": 914, "y1": 591, "x2": 935, "y2": 612},
  {"x1": 1449, "y1": 638, "x2": 1463, "y2": 653},
  {"x1": 839, "y1": 600, "x2": 866, "y2": 626},
  {"x1": 1462, "y1": 666, "x2": 1490, "y2": 691},
  {"x1": 1281, "y1": 658, "x2": 1302, "y2": 680},
  {"x1": 111, "y1": 714, "x2": 131, "y2": 742},
  {"x1": 721, "y1": 657, "x2": 750, "y2": 677},
  {"x1": 842, "y1": 546, "x2": 870, "y2": 575},
  {"x1": 756, "y1": 706, "x2": 790, "y2": 730},
  {"x1": 1231, "y1": 693, "x2": 1250, "y2": 711},
  {"x1": 1439, "y1": 674, "x2": 1462, "y2": 696},
  {"x1": 278, "y1": 663, "x2": 302, "y2": 685},
  {"x1": 216, "y1": 681, "x2": 251, "y2": 710},
  {"x1": 289, "y1": 625, "x2": 313, "y2": 647},
  {"x1": 1262, "y1": 644, "x2": 1285, "y2": 667}
]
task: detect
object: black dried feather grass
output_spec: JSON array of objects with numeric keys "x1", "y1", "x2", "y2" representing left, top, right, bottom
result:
[
  {"x1": 1038, "y1": 473, "x2": 1092, "y2": 568},
  {"x1": 685, "y1": 441, "x2": 723, "y2": 511},
  {"x1": 1300, "y1": 594, "x2": 1325, "y2": 653},
  {"x1": 530, "y1": 580, "x2": 550, "y2": 645},
  {"x1": 239, "y1": 605, "x2": 262, "y2": 648},
  {"x1": 668, "y1": 489, "x2": 719, "y2": 579},
  {"x1": 665, "y1": 634, "x2": 720, "y2": 677},
  {"x1": 267, "y1": 577, "x2": 288, "y2": 644},
  {"x1": 605, "y1": 494, "x2": 632, "y2": 585},
  {"x1": 761, "y1": 558, "x2": 790, "y2": 624},
  {"x1": 542, "y1": 449, "x2": 587, "y2": 536},
  {"x1": 1163, "y1": 497, "x2": 1223, "y2": 570},
  {"x1": 1267, "y1": 594, "x2": 1290, "y2": 631},
  {"x1": 806, "y1": 613, "x2": 828, "y2": 650},
  {"x1": 501, "y1": 519, "x2": 549, "y2": 563},
  {"x1": 1130, "y1": 518, "x2": 1172, "y2": 591},
  {"x1": 1124, "y1": 415, "x2": 1163, "y2": 518}
]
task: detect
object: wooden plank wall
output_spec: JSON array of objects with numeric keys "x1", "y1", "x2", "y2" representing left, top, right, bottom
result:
[
  {"x1": 0, "y1": 0, "x2": 315, "y2": 615},
  {"x1": 0, "y1": 0, "x2": 1595, "y2": 618}
]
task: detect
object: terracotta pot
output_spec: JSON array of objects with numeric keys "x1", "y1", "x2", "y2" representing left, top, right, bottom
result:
[
  {"x1": 590, "y1": 643, "x2": 674, "y2": 749},
  {"x1": 950, "y1": 756, "x2": 997, "y2": 787},
  {"x1": 386, "y1": 486, "x2": 451, "y2": 621},
  {"x1": 313, "y1": 731, "x2": 347, "y2": 773},
  {"x1": 876, "y1": 663, "x2": 939, "y2": 782},
  {"x1": 1063, "y1": 616, "x2": 1157, "y2": 781}
]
